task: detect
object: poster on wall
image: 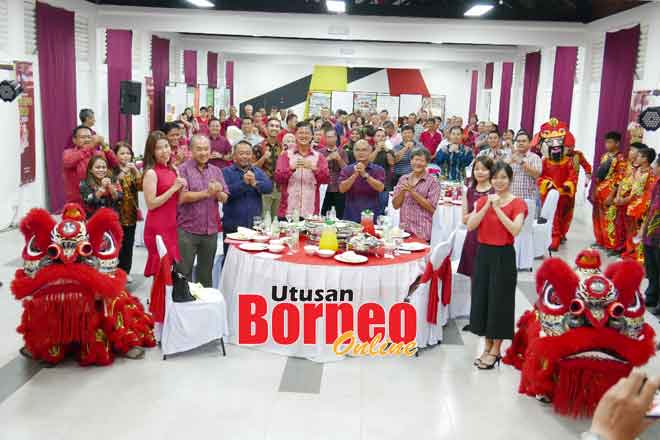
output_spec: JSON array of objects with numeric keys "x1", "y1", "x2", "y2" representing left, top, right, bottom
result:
[
  {"x1": 422, "y1": 96, "x2": 447, "y2": 121},
  {"x1": 331, "y1": 91, "x2": 354, "y2": 114},
  {"x1": 376, "y1": 95, "x2": 400, "y2": 120},
  {"x1": 399, "y1": 94, "x2": 422, "y2": 117},
  {"x1": 145, "y1": 77, "x2": 155, "y2": 132},
  {"x1": 165, "y1": 84, "x2": 188, "y2": 122},
  {"x1": 353, "y1": 93, "x2": 377, "y2": 114},
  {"x1": 15, "y1": 61, "x2": 35, "y2": 186},
  {"x1": 308, "y1": 91, "x2": 331, "y2": 117}
]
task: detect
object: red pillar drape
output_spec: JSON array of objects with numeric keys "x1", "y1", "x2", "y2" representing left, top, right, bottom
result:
[
  {"x1": 484, "y1": 63, "x2": 494, "y2": 89},
  {"x1": 498, "y1": 62, "x2": 514, "y2": 131},
  {"x1": 36, "y1": 1, "x2": 77, "y2": 212},
  {"x1": 590, "y1": 25, "x2": 640, "y2": 199},
  {"x1": 151, "y1": 36, "x2": 170, "y2": 129},
  {"x1": 107, "y1": 29, "x2": 132, "y2": 147},
  {"x1": 226, "y1": 61, "x2": 234, "y2": 106},
  {"x1": 550, "y1": 46, "x2": 578, "y2": 125},
  {"x1": 520, "y1": 51, "x2": 541, "y2": 133},
  {"x1": 183, "y1": 50, "x2": 197, "y2": 86},
  {"x1": 468, "y1": 70, "x2": 478, "y2": 118},
  {"x1": 207, "y1": 52, "x2": 218, "y2": 88}
]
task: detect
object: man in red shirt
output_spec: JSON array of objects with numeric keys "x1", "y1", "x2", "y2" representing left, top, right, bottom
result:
[
  {"x1": 222, "y1": 105, "x2": 242, "y2": 134},
  {"x1": 63, "y1": 125, "x2": 119, "y2": 204},
  {"x1": 278, "y1": 113, "x2": 298, "y2": 144},
  {"x1": 195, "y1": 107, "x2": 210, "y2": 136},
  {"x1": 419, "y1": 118, "x2": 443, "y2": 156},
  {"x1": 208, "y1": 118, "x2": 233, "y2": 169}
]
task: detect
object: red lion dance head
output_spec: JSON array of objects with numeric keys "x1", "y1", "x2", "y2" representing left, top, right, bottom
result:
[
  {"x1": 11, "y1": 204, "x2": 155, "y2": 366},
  {"x1": 504, "y1": 249, "x2": 655, "y2": 417},
  {"x1": 538, "y1": 118, "x2": 575, "y2": 162}
]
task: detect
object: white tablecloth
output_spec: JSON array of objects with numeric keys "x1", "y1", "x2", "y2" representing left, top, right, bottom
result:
[
  {"x1": 431, "y1": 202, "x2": 463, "y2": 247},
  {"x1": 219, "y1": 246, "x2": 426, "y2": 362}
]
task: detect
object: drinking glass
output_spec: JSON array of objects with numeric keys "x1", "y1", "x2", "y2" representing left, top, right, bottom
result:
[
  {"x1": 384, "y1": 241, "x2": 396, "y2": 259},
  {"x1": 252, "y1": 216, "x2": 263, "y2": 232},
  {"x1": 377, "y1": 215, "x2": 387, "y2": 228},
  {"x1": 287, "y1": 231, "x2": 300, "y2": 254}
]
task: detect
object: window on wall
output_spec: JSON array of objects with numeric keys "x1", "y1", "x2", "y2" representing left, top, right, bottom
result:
[
  {"x1": 74, "y1": 13, "x2": 89, "y2": 64},
  {"x1": 0, "y1": 0, "x2": 8, "y2": 53},
  {"x1": 590, "y1": 39, "x2": 605, "y2": 85},
  {"x1": 24, "y1": 0, "x2": 36, "y2": 55},
  {"x1": 482, "y1": 89, "x2": 492, "y2": 121},
  {"x1": 635, "y1": 23, "x2": 649, "y2": 80}
]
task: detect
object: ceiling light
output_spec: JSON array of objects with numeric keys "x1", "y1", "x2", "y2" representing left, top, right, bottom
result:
[
  {"x1": 464, "y1": 4, "x2": 494, "y2": 17},
  {"x1": 187, "y1": 0, "x2": 215, "y2": 7},
  {"x1": 327, "y1": 0, "x2": 346, "y2": 14}
]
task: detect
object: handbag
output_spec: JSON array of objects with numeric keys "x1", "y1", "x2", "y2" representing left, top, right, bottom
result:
[{"x1": 171, "y1": 268, "x2": 195, "y2": 302}]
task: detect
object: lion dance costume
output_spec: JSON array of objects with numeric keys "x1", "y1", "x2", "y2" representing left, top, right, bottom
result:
[
  {"x1": 504, "y1": 249, "x2": 655, "y2": 417},
  {"x1": 11, "y1": 204, "x2": 156, "y2": 366},
  {"x1": 537, "y1": 119, "x2": 578, "y2": 251}
]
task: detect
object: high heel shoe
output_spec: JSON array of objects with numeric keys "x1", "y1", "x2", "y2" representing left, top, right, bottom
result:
[
  {"x1": 476, "y1": 354, "x2": 501, "y2": 370},
  {"x1": 473, "y1": 351, "x2": 489, "y2": 366}
]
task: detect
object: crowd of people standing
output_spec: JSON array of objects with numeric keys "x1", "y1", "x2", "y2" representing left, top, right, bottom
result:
[{"x1": 61, "y1": 103, "x2": 660, "y2": 371}]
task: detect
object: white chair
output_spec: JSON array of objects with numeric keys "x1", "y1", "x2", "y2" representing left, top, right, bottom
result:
[
  {"x1": 514, "y1": 199, "x2": 537, "y2": 270},
  {"x1": 533, "y1": 189, "x2": 559, "y2": 258},
  {"x1": 155, "y1": 235, "x2": 229, "y2": 359},
  {"x1": 407, "y1": 232, "x2": 455, "y2": 350}
]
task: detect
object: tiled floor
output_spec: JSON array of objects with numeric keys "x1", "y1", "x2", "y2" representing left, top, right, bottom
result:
[{"x1": 0, "y1": 206, "x2": 659, "y2": 439}]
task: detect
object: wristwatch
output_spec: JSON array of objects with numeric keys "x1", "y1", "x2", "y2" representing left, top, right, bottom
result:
[{"x1": 580, "y1": 432, "x2": 606, "y2": 440}]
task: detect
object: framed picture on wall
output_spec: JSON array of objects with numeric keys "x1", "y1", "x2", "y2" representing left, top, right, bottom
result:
[
  {"x1": 308, "y1": 91, "x2": 332, "y2": 117},
  {"x1": 353, "y1": 92, "x2": 377, "y2": 114}
]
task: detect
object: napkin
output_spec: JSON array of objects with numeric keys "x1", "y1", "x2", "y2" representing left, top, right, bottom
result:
[{"x1": 237, "y1": 227, "x2": 257, "y2": 238}]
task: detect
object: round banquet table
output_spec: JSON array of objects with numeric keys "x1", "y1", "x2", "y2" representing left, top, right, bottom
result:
[{"x1": 219, "y1": 237, "x2": 429, "y2": 362}]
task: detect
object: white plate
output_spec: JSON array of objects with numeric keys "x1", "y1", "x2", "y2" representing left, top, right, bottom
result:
[
  {"x1": 239, "y1": 243, "x2": 269, "y2": 252},
  {"x1": 375, "y1": 230, "x2": 411, "y2": 239},
  {"x1": 334, "y1": 253, "x2": 368, "y2": 264},
  {"x1": 227, "y1": 232, "x2": 250, "y2": 241},
  {"x1": 399, "y1": 242, "x2": 429, "y2": 252}
]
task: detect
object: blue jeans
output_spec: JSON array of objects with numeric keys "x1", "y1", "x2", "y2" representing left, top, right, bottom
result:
[{"x1": 378, "y1": 191, "x2": 390, "y2": 216}]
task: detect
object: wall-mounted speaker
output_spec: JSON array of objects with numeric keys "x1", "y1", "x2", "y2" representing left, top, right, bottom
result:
[{"x1": 120, "y1": 80, "x2": 141, "y2": 115}]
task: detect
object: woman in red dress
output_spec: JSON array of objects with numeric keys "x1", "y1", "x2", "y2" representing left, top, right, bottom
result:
[
  {"x1": 142, "y1": 131, "x2": 187, "y2": 277},
  {"x1": 467, "y1": 161, "x2": 527, "y2": 370}
]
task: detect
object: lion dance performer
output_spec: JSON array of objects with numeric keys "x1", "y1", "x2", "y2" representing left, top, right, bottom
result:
[
  {"x1": 537, "y1": 118, "x2": 578, "y2": 251},
  {"x1": 504, "y1": 249, "x2": 656, "y2": 417},
  {"x1": 12, "y1": 204, "x2": 156, "y2": 366}
]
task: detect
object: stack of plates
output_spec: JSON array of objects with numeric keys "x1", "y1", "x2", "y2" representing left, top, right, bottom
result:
[{"x1": 334, "y1": 251, "x2": 368, "y2": 264}]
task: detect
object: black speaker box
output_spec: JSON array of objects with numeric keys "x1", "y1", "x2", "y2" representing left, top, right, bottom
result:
[{"x1": 120, "y1": 80, "x2": 141, "y2": 115}]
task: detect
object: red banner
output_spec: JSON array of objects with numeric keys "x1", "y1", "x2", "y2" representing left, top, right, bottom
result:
[
  {"x1": 145, "y1": 77, "x2": 155, "y2": 132},
  {"x1": 15, "y1": 61, "x2": 35, "y2": 185}
]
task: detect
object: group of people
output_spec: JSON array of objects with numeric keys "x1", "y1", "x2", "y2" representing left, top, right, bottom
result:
[{"x1": 61, "y1": 105, "x2": 660, "y2": 370}]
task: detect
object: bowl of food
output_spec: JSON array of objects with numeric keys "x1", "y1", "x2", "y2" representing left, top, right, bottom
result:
[
  {"x1": 304, "y1": 245, "x2": 318, "y2": 256},
  {"x1": 252, "y1": 235, "x2": 270, "y2": 243},
  {"x1": 268, "y1": 244, "x2": 286, "y2": 254},
  {"x1": 317, "y1": 249, "x2": 336, "y2": 258}
]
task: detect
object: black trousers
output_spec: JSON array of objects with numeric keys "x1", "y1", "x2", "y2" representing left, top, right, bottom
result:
[
  {"x1": 321, "y1": 191, "x2": 346, "y2": 219},
  {"x1": 469, "y1": 244, "x2": 517, "y2": 340},
  {"x1": 118, "y1": 224, "x2": 136, "y2": 275},
  {"x1": 644, "y1": 245, "x2": 660, "y2": 305}
]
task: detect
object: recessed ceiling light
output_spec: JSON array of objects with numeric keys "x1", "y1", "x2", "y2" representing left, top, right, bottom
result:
[
  {"x1": 464, "y1": 4, "x2": 494, "y2": 17},
  {"x1": 187, "y1": 0, "x2": 215, "y2": 7},
  {"x1": 327, "y1": 0, "x2": 346, "y2": 14}
]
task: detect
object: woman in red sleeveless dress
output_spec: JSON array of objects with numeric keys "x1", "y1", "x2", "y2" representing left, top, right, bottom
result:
[{"x1": 142, "y1": 131, "x2": 186, "y2": 277}]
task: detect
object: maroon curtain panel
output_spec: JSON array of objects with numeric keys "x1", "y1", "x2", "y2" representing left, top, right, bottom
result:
[
  {"x1": 107, "y1": 29, "x2": 132, "y2": 147},
  {"x1": 207, "y1": 52, "x2": 218, "y2": 88},
  {"x1": 484, "y1": 63, "x2": 494, "y2": 89},
  {"x1": 226, "y1": 61, "x2": 234, "y2": 105},
  {"x1": 468, "y1": 70, "x2": 478, "y2": 117},
  {"x1": 590, "y1": 25, "x2": 640, "y2": 198},
  {"x1": 37, "y1": 1, "x2": 77, "y2": 212},
  {"x1": 498, "y1": 62, "x2": 514, "y2": 131},
  {"x1": 520, "y1": 51, "x2": 541, "y2": 133},
  {"x1": 151, "y1": 36, "x2": 170, "y2": 129},
  {"x1": 183, "y1": 50, "x2": 197, "y2": 86},
  {"x1": 550, "y1": 46, "x2": 578, "y2": 125}
]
